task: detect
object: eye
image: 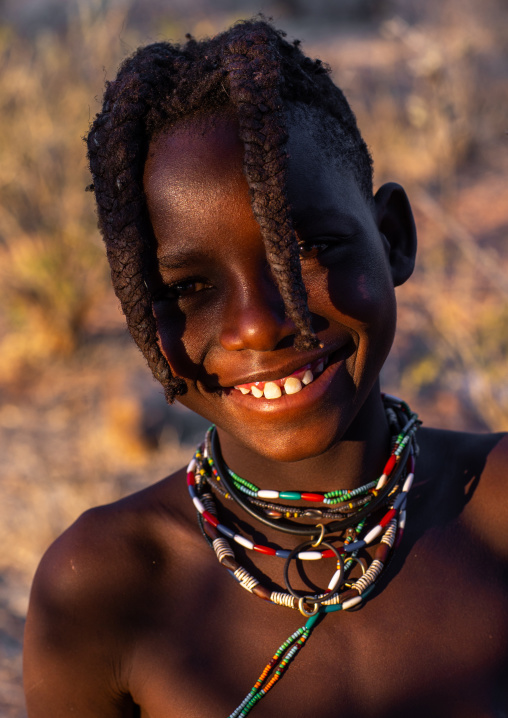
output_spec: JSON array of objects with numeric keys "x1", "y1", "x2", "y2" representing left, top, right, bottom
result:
[
  {"x1": 298, "y1": 240, "x2": 330, "y2": 260},
  {"x1": 155, "y1": 278, "x2": 211, "y2": 301}
]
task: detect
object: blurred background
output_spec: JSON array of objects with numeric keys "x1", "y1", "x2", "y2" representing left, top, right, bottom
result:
[{"x1": 0, "y1": 0, "x2": 507, "y2": 714}]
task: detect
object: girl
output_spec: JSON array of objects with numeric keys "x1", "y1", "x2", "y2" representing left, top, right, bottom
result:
[{"x1": 24, "y1": 19, "x2": 508, "y2": 718}]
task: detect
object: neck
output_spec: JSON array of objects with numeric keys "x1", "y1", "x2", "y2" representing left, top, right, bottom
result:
[{"x1": 216, "y1": 387, "x2": 392, "y2": 494}]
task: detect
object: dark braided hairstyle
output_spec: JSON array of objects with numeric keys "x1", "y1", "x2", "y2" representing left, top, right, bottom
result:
[{"x1": 87, "y1": 19, "x2": 373, "y2": 403}]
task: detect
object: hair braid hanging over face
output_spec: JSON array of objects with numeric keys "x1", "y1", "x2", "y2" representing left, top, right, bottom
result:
[
  {"x1": 221, "y1": 25, "x2": 318, "y2": 352},
  {"x1": 88, "y1": 47, "x2": 189, "y2": 401},
  {"x1": 87, "y1": 19, "x2": 373, "y2": 402}
]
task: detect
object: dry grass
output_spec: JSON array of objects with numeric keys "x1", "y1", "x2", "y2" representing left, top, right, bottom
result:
[{"x1": 0, "y1": 5, "x2": 140, "y2": 379}]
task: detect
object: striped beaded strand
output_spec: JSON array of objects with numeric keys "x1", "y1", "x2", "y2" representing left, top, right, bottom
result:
[{"x1": 228, "y1": 617, "x2": 319, "y2": 718}]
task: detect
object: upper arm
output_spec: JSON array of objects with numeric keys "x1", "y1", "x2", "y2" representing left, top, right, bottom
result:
[
  {"x1": 465, "y1": 432, "x2": 508, "y2": 560},
  {"x1": 23, "y1": 512, "x2": 137, "y2": 718}
]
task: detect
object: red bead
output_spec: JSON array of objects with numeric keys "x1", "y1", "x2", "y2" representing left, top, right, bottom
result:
[
  {"x1": 382, "y1": 454, "x2": 397, "y2": 476},
  {"x1": 379, "y1": 508, "x2": 397, "y2": 527},
  {"x1": 321, "y1": 549, "x2": 335, "y2": 558},
  {"x1": 300, "y1": 493, "x2": 324, "y2": 502},
  {"x1": 253, "y1": 544, "x2": 277, "y2": 555},
  {"x1": 202, "y1": 510, "x2": 219, "y2": 527},
  {"x1": 186, "y1": 471, "x2": 195, "y2": 485}
]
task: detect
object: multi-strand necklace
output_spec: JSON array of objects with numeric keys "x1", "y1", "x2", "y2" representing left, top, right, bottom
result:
[{"x1": 186, "y1": 393, "x2": 420, "y2": 717}]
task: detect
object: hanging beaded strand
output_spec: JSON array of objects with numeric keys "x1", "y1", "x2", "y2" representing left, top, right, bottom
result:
[{"x1": 186, "y1": 394, "x2": 420, "y2": 717}]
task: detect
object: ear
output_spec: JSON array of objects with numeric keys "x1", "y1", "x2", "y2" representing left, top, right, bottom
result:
[{"x1": 374, "y1": 182, "x2": 417, "y2": 287}]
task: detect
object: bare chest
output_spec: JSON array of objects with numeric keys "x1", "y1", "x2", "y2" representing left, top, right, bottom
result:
[{"x1": 127, "y1": 522, "x2": 508, "y2": 718}]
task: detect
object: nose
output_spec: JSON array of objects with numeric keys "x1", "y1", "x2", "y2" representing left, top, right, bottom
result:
[{"x1": 219, "y1": 273, "x2": 296, "y2": 352}]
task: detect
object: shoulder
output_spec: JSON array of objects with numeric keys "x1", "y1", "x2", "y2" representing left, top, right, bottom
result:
[
  {"x1": 24, "y1": 467, "x2": 190, "y2": 717},
  {"x1": 417, "y1": 427, "x2": 508, "y2": 558},
  {"x1": 417, "y1": 426, "x2": 508, "y2": 490},
  {"x1": 28, "y1": 465, "x2": 191, "y2": 627}
]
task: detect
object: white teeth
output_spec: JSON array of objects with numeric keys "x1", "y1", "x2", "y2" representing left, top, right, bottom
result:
[
  {"x1": 235, "y1": 358, "x2": 326, "y2": 399},
  {"x1": 263, "y1": 382, "x2": 282, "y2": 399},
  {"x1": 302, "y1": 370, "x2": 313, "y2": 385},
  {"x1": 284, "y1": 376, "x2": 303, "y2": 394}
]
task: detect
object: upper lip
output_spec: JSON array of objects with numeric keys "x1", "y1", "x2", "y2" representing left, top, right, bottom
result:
[{"x1": 221, "y1": 344, "x2": 347, "y2": 388}]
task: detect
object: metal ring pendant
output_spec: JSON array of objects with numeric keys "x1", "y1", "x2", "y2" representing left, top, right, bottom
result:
[{"x1": 283, "y1": 540, "x2": 344, "y2": 616}]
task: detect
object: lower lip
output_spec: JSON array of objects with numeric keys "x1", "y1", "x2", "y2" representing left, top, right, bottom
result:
[{"x1": 223, "y1": 351, "x2": 348, "y2": 415}]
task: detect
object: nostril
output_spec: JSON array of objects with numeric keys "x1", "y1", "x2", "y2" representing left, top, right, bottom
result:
[{"x1": 219, "y1": 296, "x2": 296, "y2": 352}]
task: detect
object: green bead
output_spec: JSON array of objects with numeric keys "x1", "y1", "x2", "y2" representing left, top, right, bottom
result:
[{"x1": 279, "y1": 491, "x2": 301, "y2": 500}]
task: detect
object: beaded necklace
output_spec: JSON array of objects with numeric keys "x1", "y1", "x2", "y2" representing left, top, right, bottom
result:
[{"x1": 186, "y1": 394, "x2": 420, "y2": 717}]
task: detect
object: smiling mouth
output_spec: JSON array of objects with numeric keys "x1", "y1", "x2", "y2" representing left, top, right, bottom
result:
[{"x1": 233, "y1": 356, "x2": 329, "y2": 399}]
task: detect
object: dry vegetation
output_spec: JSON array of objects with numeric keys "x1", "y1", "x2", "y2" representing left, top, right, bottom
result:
[{"x1": 0, "y1": 2, "x2": 507, "y2": 715}]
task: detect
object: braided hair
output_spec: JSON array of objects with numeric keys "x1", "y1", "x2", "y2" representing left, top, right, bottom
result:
[{"x1": 87, "y1": 19, "x2": 373, "y2": 402}]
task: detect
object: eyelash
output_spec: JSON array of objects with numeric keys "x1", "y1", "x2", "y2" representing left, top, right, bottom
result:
[
  {"x1": 155, "y1": 278, "x2": 211, "y2": 301},
  {"x1": 298, "y1": 239, "x2": 332, "y2": 260}
]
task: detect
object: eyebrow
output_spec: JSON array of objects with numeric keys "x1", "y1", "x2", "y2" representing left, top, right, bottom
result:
[
  {"x1": 157, "y1": 249, "x2": 204, "y2": 270},
  {"x1": 292, "y1": 207, "x2": 364, "y2": 232}
]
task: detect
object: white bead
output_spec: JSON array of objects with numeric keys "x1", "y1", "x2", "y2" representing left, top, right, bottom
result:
[
  {"x1": 363, "y1": 524, "x2": 383, "y2": 545},
  {"x1": 187, "y1": 458, "x2": 197, "y2": 473},
  {"x1": 234, "y1": 535, "x2": 254, "y2": 550},
  {"x1": 327, "y1": 569, "x2": 342, "y2": 592},
  {"x1": 297, "y1": 550, "x2": 321, "y2": 560},
  {"x1": 192, "y1": 496, "x2": 205, "y2": 514},
  {"x1": 258, "y1": 490, "x2": 279, "y2": 499},
  {"x1": 402, "y1": 472, "x2": 414, "y2": 493},
  {"x1": 264, "y1": 382, "x2": 282, "y2": 399},
  {"x1": 376, "y1": 474, "x2": 388, "y2": 489},
  {"x1": 342, "y1": 596, "x2": 363, "y2": 610}
]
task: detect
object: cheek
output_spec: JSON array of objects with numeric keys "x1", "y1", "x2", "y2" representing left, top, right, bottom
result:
[
  {"x1": 154, "y1": 298, "x2": 225, "y2": 382},
  {"x1": 154, "y1": 307, "x2": 203, "y2": 380},
  {"x1": 318, "y1": 256, "x2": 396, "y2": 329}
]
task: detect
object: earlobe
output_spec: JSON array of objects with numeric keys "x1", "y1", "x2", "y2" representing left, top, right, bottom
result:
[{"x1": 374, "y1": 182, "x2": 417, "y2": 287}]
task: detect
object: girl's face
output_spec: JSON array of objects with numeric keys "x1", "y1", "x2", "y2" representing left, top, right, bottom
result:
[{"x1": 144, "y1": 112, "x2": 399, "y2": 463}]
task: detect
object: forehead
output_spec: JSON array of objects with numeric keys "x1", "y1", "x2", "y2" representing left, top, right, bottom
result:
[
  {"x1": 144, "y1": 114, "x2": 251, "y2": 243},
  {"x1": 143, "y1": 111, "x2": 370, "y2": 248}
]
